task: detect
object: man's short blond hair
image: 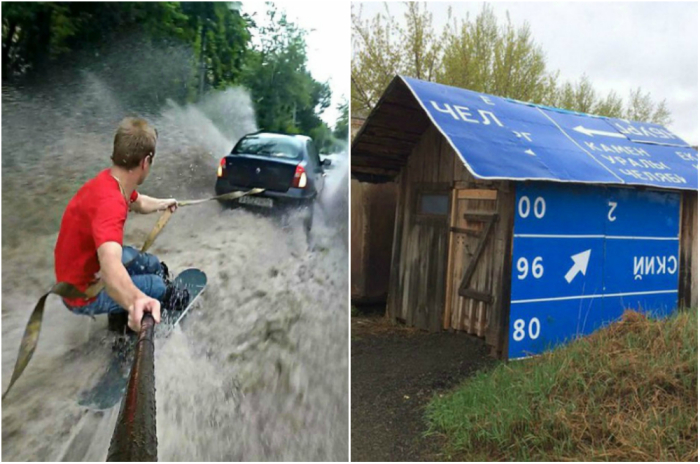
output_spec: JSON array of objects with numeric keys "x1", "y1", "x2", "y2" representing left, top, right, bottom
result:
[{"x1": 111, "y1": 117, "x2": 157, "y2": 169}]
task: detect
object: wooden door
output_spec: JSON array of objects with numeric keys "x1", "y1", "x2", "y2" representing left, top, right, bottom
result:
[{"x1": 444, "y1": 188, "x2": 500, "y2": 336}]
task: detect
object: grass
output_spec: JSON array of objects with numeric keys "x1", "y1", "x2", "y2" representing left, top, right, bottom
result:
[{"x1": 426, "y1": 309, "x2": 698, "y2": 461}]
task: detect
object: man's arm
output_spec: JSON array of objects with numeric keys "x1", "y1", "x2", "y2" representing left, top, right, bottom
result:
[
  {"x1": 131, "y1": 194, "x2": 177, "y2": 214},
  {"x1": 97, "y1": 241, "x2": 161, "y2": 331}
]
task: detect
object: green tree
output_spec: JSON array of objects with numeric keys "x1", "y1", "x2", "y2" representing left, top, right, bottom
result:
[
  {"x1": 242, "y1": 3, "x2": 332, "y2": 142},
  {"x1": 334, "y1": 98, "x2": 349, "y2": 140},
  {"x1": 351, "y1": 2, "x2": 673, "y2": 125},
  {"x1": 181, "y1": 2, "x2": 250, "y2": 95},
  {"x1": 243, "y1": 6, "x2": 309, "y2": 132},
  {"x1": 2, "y1": 2, "x2": 252, "y2": 106},
  {"x1": 626, "y1": 87, "x2": 672, "y2": 126},
  {"x1": 351, "y1": 3, "x2": 405, "y2": 116},
  {"x1": 403, "y1": 2, "x2": 441, "y2": 82},
  {"x1": 2, "y1": 2, "x2": 335, "y2": 145},
  {"x1": 551, "y1": 75, "x2": 596, "y2": 113},
  {"x1": 2, "y1": 2, "x2": 192, "y2": 78},
  {"x1": 440, "y1": 7, "x2": 557, "y2": 105},
  {"x1": 593, "y1": 90, "x2": 625, "y2": 119},
  {"x1": 352, "y1": 4, "x2": 557, "y2": 115}
]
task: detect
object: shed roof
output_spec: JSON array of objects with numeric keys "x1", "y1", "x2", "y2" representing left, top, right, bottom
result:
[{"x1": 352, "y1": 76, "x2": 698, "y2": 190}]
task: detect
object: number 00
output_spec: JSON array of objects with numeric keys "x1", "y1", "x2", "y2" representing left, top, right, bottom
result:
[{"x1": 518, "y1": 196, "x2": 546, "y2": 219}]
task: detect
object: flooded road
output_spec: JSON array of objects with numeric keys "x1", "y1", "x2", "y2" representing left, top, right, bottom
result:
[{"x1": 1, "y1": 78, "x2": 349, "y2": 461}]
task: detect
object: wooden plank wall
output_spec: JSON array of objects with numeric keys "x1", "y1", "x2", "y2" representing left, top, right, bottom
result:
[
  {"x1": 679, "y1": 191, "x2": 698, "y2": 309},
  {"x1": 367, "y1": 182, "x2": 398, "y2": 301},
  {"x1": 387, "y1": 124, "x2": 515, "y2": 353},
  {"x1": 387, "y1": 169, "x2": 408, "y2": 322},
  {"x1": 350, "y1": 179, "x2": 367, "y2": 298},
  {"x1": 350, "y1": 179, "x2": 398, "y2": 302},
  {"x1": 387, "y1": 126, "x2": 453, "y2": 331}
]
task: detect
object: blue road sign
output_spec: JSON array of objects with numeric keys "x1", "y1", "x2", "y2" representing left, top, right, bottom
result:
[
  {"x1": 546, "y1": 111, "x2": 696, "y2": 190},
  {"x1": 401, "y1": 76, "x2": 698, "y2": 191},
  {"x1": 508, "y1": 182, "x2": 680, "y2": 359},
  {"x1": 605, "y1": 120, "x2": 690, "y2": 147}
]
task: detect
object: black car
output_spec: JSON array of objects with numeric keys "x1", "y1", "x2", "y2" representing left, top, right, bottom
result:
[{"x1": 216, "y1": 132, "x2": 331, "y2": 211}]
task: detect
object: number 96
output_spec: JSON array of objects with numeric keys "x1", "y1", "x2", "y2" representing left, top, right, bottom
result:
[{"x1": 516, "y1": 256, "x2": 543, "y2": 280}]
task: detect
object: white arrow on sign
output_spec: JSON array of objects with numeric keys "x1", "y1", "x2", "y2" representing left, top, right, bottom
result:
[
  {"x1": 573, "y1": 125, "x2": 626, "y2": 139},
  {"x1": 564, "y1": 249, "x2": 591, "y2": 283},
  {"x1": 524, "y1": 149, "x2": 536, "y2": 156}
]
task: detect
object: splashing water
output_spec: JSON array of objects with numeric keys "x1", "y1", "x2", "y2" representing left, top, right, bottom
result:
[{"x1": 1, "y1": 70, "x2": 348, "y2": 460}]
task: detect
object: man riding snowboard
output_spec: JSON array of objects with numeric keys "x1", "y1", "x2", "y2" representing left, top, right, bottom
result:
[{"x1": 54, "y1": 117, "x2": 181, "y2": 333}]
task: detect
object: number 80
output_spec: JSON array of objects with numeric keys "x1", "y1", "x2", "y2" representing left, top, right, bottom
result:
[{"x1": 513, "y1": 317, "x2": 540, "y2": 341}]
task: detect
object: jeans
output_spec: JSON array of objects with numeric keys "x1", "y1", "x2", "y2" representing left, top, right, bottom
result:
[{"x1": 66, "y1": 246, "x2": 166, "y2": 317}]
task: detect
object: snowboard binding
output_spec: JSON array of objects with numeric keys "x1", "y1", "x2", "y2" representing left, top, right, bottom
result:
[{"x1": 156, "y1": 261, "x2": 171, "y2": 286}]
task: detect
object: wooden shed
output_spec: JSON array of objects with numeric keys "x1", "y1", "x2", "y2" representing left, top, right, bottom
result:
[{"x1": 352, "y1": 76, "x2": 698, "y2": 359}]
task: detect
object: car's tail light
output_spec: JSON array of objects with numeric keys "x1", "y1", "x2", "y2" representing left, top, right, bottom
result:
[
  {"x1": 217, "y1": 157, "x2": 226, "y2": 177},
  {"x1": 292, "y1": 164, "x2": 307, "y2": 188}
]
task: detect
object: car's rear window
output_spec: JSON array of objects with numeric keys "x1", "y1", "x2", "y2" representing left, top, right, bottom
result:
[{"x1": 231, "y1": 135, "x2": 302, "y2": 159}]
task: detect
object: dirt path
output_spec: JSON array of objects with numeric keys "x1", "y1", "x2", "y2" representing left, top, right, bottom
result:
[{"x1": 351, "y1": 315, "x2": 495, "y2": 462}]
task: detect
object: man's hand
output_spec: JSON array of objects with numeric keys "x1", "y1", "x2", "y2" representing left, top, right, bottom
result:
[
  {"x1": 131, "y1": 194, "x2": 178, "y2": 214},
  {"x1": 97, "y1": 242, "x2": 162, "y2": 331},
  {"x1": 161, "y1": 198, "x2": 178, "y2": 212},
  {"x1": 127, "y1": 296, "x2": 162, "y2": 332}
]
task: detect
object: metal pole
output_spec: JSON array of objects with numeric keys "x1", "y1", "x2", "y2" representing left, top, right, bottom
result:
[{"x1": 107, "y1": 313, "x2": 158, "y2": 462}]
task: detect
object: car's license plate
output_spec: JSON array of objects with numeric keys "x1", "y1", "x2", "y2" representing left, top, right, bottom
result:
[{"x1": 239, "y1": 195, "x2": 273, "y2": 208}]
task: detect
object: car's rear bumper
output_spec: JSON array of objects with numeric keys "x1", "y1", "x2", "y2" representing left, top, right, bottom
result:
[{"x1": 215, "y1": 178, "x2": 315, "y2": 205}]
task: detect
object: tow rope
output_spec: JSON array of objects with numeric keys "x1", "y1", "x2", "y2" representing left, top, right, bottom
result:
[{"x1": 2, "y1": 188, "x2": 264, "y2": 400}]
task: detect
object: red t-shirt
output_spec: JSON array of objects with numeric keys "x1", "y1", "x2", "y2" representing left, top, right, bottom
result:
[{"x1": 55, "y1": 169, "x2": 138, "y2": 307}]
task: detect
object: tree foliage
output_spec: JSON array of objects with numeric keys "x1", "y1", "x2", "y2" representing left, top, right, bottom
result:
[
  {"x1": 2, "y1": 2, "x2": 250, "y2": 109},
  {"x1": 1, "y1": 2, "x2": 343, "y2": 147},
  {"x1": 440, "y1": 7, "x2": 555, "y2": 105},
  {"x1": 242, "y1": 4, "x2": 336, "y2": 150},
  {"x1": 334, "y1": 97, "x2": 349, "y2": 140},
  {"x1": 4, "y1": 3, "x2": 196, "y2": 79},
  {"x1": 352, "y1": 2, "x2": 672, "y2": 126},
  {"x1": 243, "y1": 3, "x2": 345, "y2": 152},
  {"x1": 351, "y1": 3, "x2": 405, "y2": 113},
  {"x1": 625, "y1": 87, "x2": 672, "y2": 126}
]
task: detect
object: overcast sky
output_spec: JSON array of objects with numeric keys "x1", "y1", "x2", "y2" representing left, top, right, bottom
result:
[
  {"x1": 242, "y1": 2, "x2": 349, "y2": 128},
  {"x1": 355, "y1": 1, "x2": 698, "y2": 145}
]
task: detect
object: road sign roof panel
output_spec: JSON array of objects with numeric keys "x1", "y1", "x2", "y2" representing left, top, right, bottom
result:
[{"x1": 401, "y1": 76, "x2": 697, "y2": 191}]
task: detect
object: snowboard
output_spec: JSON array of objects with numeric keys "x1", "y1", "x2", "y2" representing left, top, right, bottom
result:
[{"x1": 77, "y1": 268, "x2": 207, "y2": 410}]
